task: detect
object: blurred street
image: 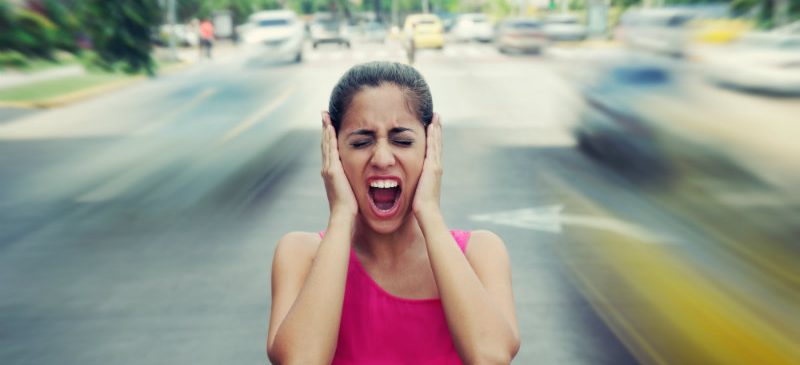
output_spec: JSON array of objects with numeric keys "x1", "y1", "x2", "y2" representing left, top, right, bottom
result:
[{"x1": 1, "y1": 36, "x2": 799, "y2": 365}]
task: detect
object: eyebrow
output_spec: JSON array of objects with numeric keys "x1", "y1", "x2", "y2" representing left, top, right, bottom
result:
[{"x1": 347, "y1": 127, "x2": 416, "y2": 137}]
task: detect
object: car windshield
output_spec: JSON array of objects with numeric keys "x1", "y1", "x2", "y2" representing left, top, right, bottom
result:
[
  {"x1": 257, "y1": 19, "x2": 290, "y2": 27},
  {"x1": 547, "y1": 17, "x2": 577, "y2": 24},
  {"x1": 315, "y1": 20, "x2": 340, "y2": 30},
  {"x1": 510, "y1": 21, "x2": 541, "y2": 29}
]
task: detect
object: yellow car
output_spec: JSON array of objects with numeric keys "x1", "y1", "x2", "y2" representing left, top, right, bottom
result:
[{"x1": 403, "y1": 14, "x2": 445, "y2": 49}]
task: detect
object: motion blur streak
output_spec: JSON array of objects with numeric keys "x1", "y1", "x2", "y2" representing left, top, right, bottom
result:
[
  {"x1": 1, "y1": 3, "x2": 800, "y2": 364},
  {"x1": 551, "y1": 174, "x2": 799, "y2": 365}
]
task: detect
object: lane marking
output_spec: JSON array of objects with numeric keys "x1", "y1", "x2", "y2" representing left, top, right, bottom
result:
[
  {"x1": 219, "y1": 86, "x2": 297, "y2": 144},
  {"x1": 134, "y1": 87, "x2": 217, "y2": 135}
]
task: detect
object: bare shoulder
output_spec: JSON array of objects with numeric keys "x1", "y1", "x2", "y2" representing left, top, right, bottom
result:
[
  {"x1": 466, "y1": 230, "x2": 507, "y2": 256},
  {"x1": 273, "y1": 231, "x2": 323, "y2": 268},
  {"x1": 464, "y1": 230, "x2": 511, "y2": 271}
]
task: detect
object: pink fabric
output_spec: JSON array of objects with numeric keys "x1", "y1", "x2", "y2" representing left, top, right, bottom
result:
[{"x1": 320, "y1": 230, "x2": 471, "y2": 365}]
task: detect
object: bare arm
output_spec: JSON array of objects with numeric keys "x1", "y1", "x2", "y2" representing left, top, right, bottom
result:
[
  {"x1": 266, "y1": 113, "x2": 359, "y2": 364},
  {"x1": 413, "y1": 114, "x2": 519, "y2": 364},
  {"x1": 417, "y1": 215, "x2": 520, "y2": 364},
  {"x1": 267, "y1": 220, "x2": 353, "y2": 364}
]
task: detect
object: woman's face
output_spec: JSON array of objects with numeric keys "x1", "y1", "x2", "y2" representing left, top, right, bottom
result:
[{"x1": 337, "y1": 84, "x2": 426, "y2": 233}]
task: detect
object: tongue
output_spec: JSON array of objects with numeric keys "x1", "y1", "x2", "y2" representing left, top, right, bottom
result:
[{"x1": 373, "y1": 188, "x2": 397, "y2": 210}]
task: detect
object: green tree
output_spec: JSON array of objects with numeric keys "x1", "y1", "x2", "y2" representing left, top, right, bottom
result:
[
  {"x1": 80, "y1": 0, "x2": 161, "y2": 75},
  {"x1": 40, "y1": 0, "x2": 80, "y2": 52}
]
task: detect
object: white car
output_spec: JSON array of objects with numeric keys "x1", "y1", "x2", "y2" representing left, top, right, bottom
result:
[
  {"x1": 616, "y1": 8, "x2": 695, "y2": 57},
  {"x1": 543, "y1": 14, "x2": 587, "y2": 42},
  {"x1": 697, "y1": 32, "x2": 800, "y2": 95},
  {"x1": 242, "y1": 10, "x2": 304, "y2": 63},
  {"x1": 452, "y1": 13, "x2": 494, "y2": 42}
]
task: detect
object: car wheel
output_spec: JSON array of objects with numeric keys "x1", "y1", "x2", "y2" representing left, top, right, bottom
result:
[
  {"x1": 294, "y1": 52, "x2": 302, "y2": 63},
  {"x1": 312, "y1": 42, "x2": 317, "y2": 49}
]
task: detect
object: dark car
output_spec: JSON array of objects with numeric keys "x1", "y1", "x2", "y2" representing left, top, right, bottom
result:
[
  {"x1": 573, "y1": 60, "x2": 679, "y2": 181},
  {"x1": 495, "y1": 18, "x2": 548, "y2": 54},
  {"x1": 573, "y1": 55, "x2": 800, "y2": 203},
  {"x1": 309, "y1": 13, "x2": 350, "y2": 48}
]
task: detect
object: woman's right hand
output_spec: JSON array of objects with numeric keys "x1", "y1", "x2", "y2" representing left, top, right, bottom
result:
[{"x1": 321, "y1": 112, "x2": 358, "y2": 222}]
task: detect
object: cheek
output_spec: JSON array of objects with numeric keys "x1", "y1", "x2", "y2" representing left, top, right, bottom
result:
[
  {"x1": 401, "y1": 147, "x2": 426, "y2": 178},
  {"x1": 337, "y1": 148, "x2": 365, "y2": 185}
]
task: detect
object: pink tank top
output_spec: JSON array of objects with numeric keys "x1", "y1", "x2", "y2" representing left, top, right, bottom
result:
[{"x1": 320, "y1": 230, "x2": 471, "y2": 365}]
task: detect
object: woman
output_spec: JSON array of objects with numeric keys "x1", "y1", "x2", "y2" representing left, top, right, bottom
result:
[{"x1": 267, "y1": 62, "x2": 519, "y2": 365}]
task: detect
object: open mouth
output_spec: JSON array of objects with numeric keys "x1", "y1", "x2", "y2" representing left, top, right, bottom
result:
[{"x1": 367, "y1": 178, "x2": 402, "y2": 218}]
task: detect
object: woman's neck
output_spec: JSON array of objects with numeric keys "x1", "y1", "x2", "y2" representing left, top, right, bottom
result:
[{"x1": 352, "y1": 213, "x2": 426, "y2": 264}]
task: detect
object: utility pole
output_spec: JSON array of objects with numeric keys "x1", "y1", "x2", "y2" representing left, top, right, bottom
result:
[
  {"x1": 774, "y1": 0, "x2": 789, "y2": 27},
  {"x1": 392, "y1": 0, "x2": 398, "y2": 27},
  {"x1": 423, "y1": 0, "x2": 430, "y2": 13},
  {"x1": 163, "y1": 0, "x2": 178, "y2": 61}
]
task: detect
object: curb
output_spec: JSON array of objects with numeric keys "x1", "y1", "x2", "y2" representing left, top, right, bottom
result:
[{"x1": 0, "y1": 61, "x2": 192, "y2": 110}]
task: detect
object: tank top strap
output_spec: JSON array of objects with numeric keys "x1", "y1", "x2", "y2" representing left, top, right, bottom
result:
[{"x1": 450, "y1": 229, "x2": 471, "y2": 254}]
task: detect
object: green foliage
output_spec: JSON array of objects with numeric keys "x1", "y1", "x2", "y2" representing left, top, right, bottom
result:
[
  {"x1": 79, "y1": 0, "x2": 161, "y2": 75},
  {"x1": 8, "y1": 8, "x2": 58, "y2": 59},
  {"x1": 0, "y1": 1, "x2": 17, "y2": 51},
  {"x1": 610, "y1": 0, "x2": 641, "y2": 8},
  {"x1": 0, "y1": 50, "x2": 29, "y2": 68},
  {"x1": 41, "y1": 0, "x2": 80, "y2": 52},
  {"x1": 189, "y1": 0, "x2": 282, "y2": 24}
]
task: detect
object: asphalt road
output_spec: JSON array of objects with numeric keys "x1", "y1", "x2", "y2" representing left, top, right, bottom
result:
[{"x1": 1, "y1": 39, "x2": 757, "y2": 364}]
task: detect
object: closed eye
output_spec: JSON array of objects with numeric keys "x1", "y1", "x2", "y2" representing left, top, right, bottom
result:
[
  {"x1": 393, "y1": 140, "x2": 414, "y2": 146},
  {"x1": 350, "y1": 140, "x2": 373, "y2": 148}
]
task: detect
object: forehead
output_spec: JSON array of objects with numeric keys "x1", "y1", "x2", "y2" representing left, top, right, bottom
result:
[{"x1": 341, "y1": 84, "x2": 422, "y2": 133}]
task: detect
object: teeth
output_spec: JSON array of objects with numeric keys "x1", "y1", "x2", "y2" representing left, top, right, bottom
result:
[{"x1": 370, "y1": 179, "x2": 398, "y2": 188}]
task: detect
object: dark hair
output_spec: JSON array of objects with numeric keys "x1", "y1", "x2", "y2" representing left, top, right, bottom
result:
[{"x1": 328, "y1": 61, "x2": 433, "y2": 134}]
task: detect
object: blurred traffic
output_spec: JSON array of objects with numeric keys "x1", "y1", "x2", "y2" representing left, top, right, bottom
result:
[{"x1": 1, "y1": 0, "x2": 799, "y2": 364}]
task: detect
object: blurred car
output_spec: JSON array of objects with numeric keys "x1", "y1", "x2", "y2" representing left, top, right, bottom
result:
[
  {"x1": 403, "y1": 14, "x2": 445, "y2": 49},
  {"x1": 572, "y1": 57, "x2": 800, "y2": 200},
  {"x1": 451, "y1": 13, "x2": 494, "y2": 42},
  {"x1": 361, "y1": 21, "x2": 388, "y2": 43},
  {"x1": 309, "y1": 13, "x2": 350, "y2": 49},
  {"x1": 436, "y1": 12, "x2": 457, "y2": 33},
  {"x1": 692, "y1": 18, "x2": 752, "y2": 44},
  {"x1": 242, "y1": 10, "x2": 304, "y2": 63},
  {"x1": 616, "y1": 8, "x2": 696, "y2": 57},
  {"x1": 773, "y1": 20, "x2": 800, "y2": 35},
  {"x1": 573, "y1": 62, "x2": 675, "y2": 180},
  {"x1": 495, "y1": 18, "x2": 547, "y2": 54},
  {"x1": 543, "y1": 14, "x2": 587, "y2": 41},
  {"x1": 697, "y1": 32, "x2": 800, "y2": 95}
]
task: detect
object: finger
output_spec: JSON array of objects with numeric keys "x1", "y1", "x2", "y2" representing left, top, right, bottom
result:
[
  {"x1": 321, "y1": 116, "x2": 329, "y2": 169},
  {"x1": 427, "y1": 114, "x2": 441, "y2": 165},
  {"x1": 435, "y1": 114, "x2": 443, "y2": 163},
  {"x1": 327, "y1": 125, "x2": 338, "y2": 161}
]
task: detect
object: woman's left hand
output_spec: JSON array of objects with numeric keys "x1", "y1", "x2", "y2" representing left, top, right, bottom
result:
[{"x1": 413, "y1": 113, "x2": 443, "y2": 217}]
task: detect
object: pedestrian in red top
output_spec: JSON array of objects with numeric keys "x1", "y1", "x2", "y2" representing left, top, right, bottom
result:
[
  {"x1": 267, "y1": 61, "x2": 520, "y2": 364},
  {"x1": 199, "y1": 19, "x2": 214, "y2": 59}
]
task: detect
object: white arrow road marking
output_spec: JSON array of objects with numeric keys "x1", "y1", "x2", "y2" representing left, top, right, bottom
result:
[{"x1": 470, "y1": 205, "x2": 660, "y2": 242}]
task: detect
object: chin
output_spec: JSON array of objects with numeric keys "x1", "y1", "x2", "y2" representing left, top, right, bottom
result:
[{"x1": 359, "y1": 209, "x2": 405, "y2": 234}]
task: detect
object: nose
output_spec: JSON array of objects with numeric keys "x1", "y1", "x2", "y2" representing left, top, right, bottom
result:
[{"x1": 370, "y1": 139, "x2": 396, "y2": 170}]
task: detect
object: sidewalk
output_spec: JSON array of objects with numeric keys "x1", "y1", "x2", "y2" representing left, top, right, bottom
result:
[
  {"x1": 0, "y1": 42, "x2": 242, "y2": 111},
  {"x1": 0, "y1": 65, "x2": 85, "y2": 91}
]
